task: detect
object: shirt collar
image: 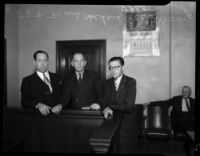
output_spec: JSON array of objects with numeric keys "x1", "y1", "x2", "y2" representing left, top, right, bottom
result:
[
  {"x1": 75, "y1": 71, "x2": 84, "y2": 77},
  {"x1": 36, "y1": 71, "x2": 50, "y2": 80},
  {"x1": 114, "y1": 74, "x2": 123, "y2": 84},
  {"x1": 182, "y1": 96, "x2": 189, "y2": 100}
]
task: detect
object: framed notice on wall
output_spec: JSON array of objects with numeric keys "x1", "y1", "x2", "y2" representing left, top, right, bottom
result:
[
  {"x1": 123, "y1": 9, "x2": 160, "y2": 57},
  {"x1": 126, "y1": 11, "x2": 156, "y2": 32}
]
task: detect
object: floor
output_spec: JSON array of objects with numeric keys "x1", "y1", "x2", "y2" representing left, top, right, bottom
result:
[
  {"x1": 120, "y1": 135, "x2": 188, "y2": 156},
  {"x1": 137, "y1": 138, "x2": 187, "y2": 156}
]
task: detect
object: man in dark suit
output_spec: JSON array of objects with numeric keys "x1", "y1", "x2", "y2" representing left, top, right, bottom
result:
[
  {"x1": 100, "y1": 56, "x2": 137, "y2": 153},
  {"x1": 61, "y1": 53, "x2": 102, "y2": 110},
  {"x1": 167, "y1": 86, "x2": 195, "y2": 133},
  {"x1": 101, "y1": 56, "x2": 136, "y2": 118},
  {"x1": 20, "y1": 50, "x2": 63, "y2": 116}
]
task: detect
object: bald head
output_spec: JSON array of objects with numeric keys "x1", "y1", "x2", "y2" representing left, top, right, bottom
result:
[{"x1": 182, "y1": 86, "x2": 192, "y2": 98}]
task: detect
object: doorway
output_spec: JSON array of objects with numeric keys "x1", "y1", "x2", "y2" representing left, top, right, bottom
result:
[{"x1": 56, "y1": 40, "x2": 106, "y2": 84}]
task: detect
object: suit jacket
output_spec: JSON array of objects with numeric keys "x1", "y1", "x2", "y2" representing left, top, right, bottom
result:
[
  {"x1": 101, "y1": 74, "x2": 137, "y2": 113},
  {"x1": 61, "y1": 70, "x2": 102, "y2": 109},
  {"x1": 20, "y1": 72, "x2": 61, "y2": 109},
  {"x1": 168, "y1": 96, "x2": 195, "y2": 119},
  {"x1": 100, "y1": 74, "x2": 137, "y2": 153}
]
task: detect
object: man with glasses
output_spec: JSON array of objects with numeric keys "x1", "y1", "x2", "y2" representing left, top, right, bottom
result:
[
  {"x1": 100, "y1": 56, "x2": 137, "y2": 153},
  {"x1": 101, "y1": 56, "x2": 137, "y2": 118}
]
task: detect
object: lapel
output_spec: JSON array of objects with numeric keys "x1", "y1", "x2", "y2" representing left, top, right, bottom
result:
[
  {"x1": 116, "y1": 75, "x2": 126, "y2": 97},
  {"x1": 189, "y1": 98, "x2": 195, "y2": 114},
  {"x1": 48, "y1": 72, "x2": 55, "y2": 89},
  {"x1": 80, "y1": 70, "x2": 88, "y2": 86},
  {"x1": 33, "y1": 72, "x2": 50, "y2": 91},
  {"x1": 78, "y1": 70, "x2": 91, "y2": 89},
  {"x1": 71, "y1": 71, "x2": 81, "y2": 91},
  {"x1": 110, "y1": 78, "x2": 116, "y2": 103},
  {"x1": 179, "y1": 96, "x2": 183, "y2": 110},
  {"x1": 34, "y1": 72, "x2": 45, "y2": 84},
  {"x1": 188, "y1": 97, "x2": 192, "y2": 111}
]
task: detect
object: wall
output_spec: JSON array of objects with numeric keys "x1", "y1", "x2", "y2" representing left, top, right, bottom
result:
[
  {"x1": 5, "y1": 2, "x2": 196, "y2": 107},
  {"x1": 126, "y1": 5, "x2": 171, "y2": 103},
  {"x1": 170, "y1": 2, "x2": 196, "y2": 98},
  {"x1": 5, "y1": 4, "x2": 20, "y2": 107}
]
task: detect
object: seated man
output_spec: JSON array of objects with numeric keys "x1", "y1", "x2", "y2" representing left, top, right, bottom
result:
[{"x1": 167, "y1": 86, "x2": 195, "y2": 134}]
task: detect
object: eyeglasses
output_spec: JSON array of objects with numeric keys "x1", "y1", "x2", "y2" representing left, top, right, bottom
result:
[{"x1": 109, "y1": 66, "x2": 121, "y2": 71}]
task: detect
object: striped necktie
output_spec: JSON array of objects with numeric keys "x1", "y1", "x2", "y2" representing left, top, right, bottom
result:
[
  {"x1": 114, "y1": 79, "x2": 117, "y2": 91},
  {"x1": 43, "y1": 73, "x2": 53, "y2": 93}
]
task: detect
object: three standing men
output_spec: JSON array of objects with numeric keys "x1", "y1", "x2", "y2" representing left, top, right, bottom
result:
[{"x1": 21, "y1": 51, "x2": 137, "y2": 119}]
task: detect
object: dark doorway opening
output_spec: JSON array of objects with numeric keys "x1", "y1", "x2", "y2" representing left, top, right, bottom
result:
[{"x1": 56, "y1": 40, "x2": 106, "y2": 84}]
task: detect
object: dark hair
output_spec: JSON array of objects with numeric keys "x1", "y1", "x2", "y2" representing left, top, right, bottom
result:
[
  {"x1": 33, "y1": 50, "x2": 49, "y2": 61},
  {"x1": 108, "y1": 56, "x2": 124, "y2": 66}
]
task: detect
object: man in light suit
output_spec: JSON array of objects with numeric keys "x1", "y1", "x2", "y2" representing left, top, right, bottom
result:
[
  {"x1": 20, "y1": 50, "x2": 63, "y2": 116},
  {"x1": 100, "y1": 56, "x2": 137, "y2": 153},
  {"x1": 60, "y1": 53, "x2": 102, "y2": 110},
  {"x1": 167, "y1": 86, "x2": 195, "y2": 133}
]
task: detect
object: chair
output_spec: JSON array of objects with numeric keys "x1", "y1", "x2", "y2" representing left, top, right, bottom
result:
[{"x1": 143, "y1": 102, "x2": 171, "y2": 140}]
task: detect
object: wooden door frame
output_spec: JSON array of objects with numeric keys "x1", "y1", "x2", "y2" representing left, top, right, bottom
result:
[
  {"x1": 4, "y1": 38, "x2": 7, "y2": 107},
  {"x1": 56, "y1": 39, "x2": 106, "y2": 80}
]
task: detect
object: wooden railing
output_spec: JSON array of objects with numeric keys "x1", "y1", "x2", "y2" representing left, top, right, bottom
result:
[{"x1": 3, "y1": 107, "x2": 124, "y2": 153}]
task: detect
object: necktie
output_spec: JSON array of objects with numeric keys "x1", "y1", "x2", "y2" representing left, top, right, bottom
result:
[
  {"x1": 185, "y1": 98, "x2": 190, "y2": 111},
  {"x1": 43, "y1": 73, "x2": 53, "y2": 93},
  {"x1": 113, "y1": 79, "x2": 117, "y2": 104},
  {"x1": 77, "y1": 73, "x2": 82, "y2": 85},
  {"x1": 114, "y1": 79, "x2": 117, "y2": 91}
]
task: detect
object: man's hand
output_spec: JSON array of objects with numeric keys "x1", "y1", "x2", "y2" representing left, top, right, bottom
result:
[
  {"x1": 51, "y1": 104, "x2": 63, "y2": 115},
  {"x1": 35, "y1": 103, "x2": 51, "y2": 116},
  {"x1": 90, "y1": 103, "x2": 101, "y2": 110},
  {"x1": 103, "y1": 107, "x2": 113, "y2": 119}
]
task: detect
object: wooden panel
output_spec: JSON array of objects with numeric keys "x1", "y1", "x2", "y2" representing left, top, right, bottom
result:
[
  {"x1": 90, "y1": 111, "x2": 124, "y2": 153},
  {"x1": 3, "y1": 108, "x2": 123, "y2": 153},
  {"x1": 32, "y1": 123, "x2": 97, "y2": 152}
]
